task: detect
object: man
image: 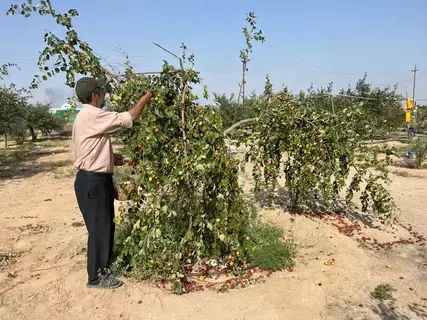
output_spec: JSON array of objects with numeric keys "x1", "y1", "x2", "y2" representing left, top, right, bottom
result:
[{"x1": 72, "y1": 76, "x2": 152, "y2": 289}]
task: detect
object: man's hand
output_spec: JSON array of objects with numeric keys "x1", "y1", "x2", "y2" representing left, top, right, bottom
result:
[
  {"x1": 114, "y1": 154, "x2": 125, "y2": 166},
  {"x1": 144, "y1": 91, "x2": 153, "y2": 101},
  {"x1": 128, "y1": 91, "x2": 153, "y2": 121}
]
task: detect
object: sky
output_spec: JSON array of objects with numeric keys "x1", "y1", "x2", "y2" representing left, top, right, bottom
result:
[{"x1": 0, "y1": 0, "x2": 426, "y2": 106}]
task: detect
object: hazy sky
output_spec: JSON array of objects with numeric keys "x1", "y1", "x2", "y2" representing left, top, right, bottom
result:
[{"x1": 0, "y1": 0, "x2": 426, "y2": 106}]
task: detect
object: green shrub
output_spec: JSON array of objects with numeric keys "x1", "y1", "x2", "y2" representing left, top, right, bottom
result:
[
  {"x1": 71, "y1": 221, "x2": 84, "y2": 227},
  {"x1": 247, "y1": 223, "x2": 295, "y2": 271},
  {"x1": 410, "y1": 137, "x2": 427, "y2": 168},
  {"x1": 371, "y1": 284, "x2": 396, "y2": 301}
]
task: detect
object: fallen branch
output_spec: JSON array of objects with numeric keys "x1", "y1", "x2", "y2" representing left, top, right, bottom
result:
[
  {"x1": 31, "y1": 264, "x2": 67, "y2": 272},
  {"x1": 224, "y1": 118, "x2": 259, "y2": 135},
  {"x1": 0, "y1": 281, "x2": 24, "y2": 296}
]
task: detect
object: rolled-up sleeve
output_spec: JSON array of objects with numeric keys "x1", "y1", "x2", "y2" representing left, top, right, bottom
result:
[{"x1": 89, "y1": 110, "x2": 133, "y2": 135}]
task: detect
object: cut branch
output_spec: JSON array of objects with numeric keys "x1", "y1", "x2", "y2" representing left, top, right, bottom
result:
[
  {"x1": 235, "y1": 61, "x2": 247, "y2": 122},
  {"x1": 152, "y1": 41, "x2": 189, "y2": 157},
  {"x1": 224, "y1": 117, "x2": 258, "y2": 135},
  {"x1": 180, "y1": 82, "x2": 188, "y2": 158},
  {"x1": 153, "y1": 42, "x2": 181, "y2": 61},
  {"x1": 134, "y1": 71, "x2": 162, "y2": 75}
]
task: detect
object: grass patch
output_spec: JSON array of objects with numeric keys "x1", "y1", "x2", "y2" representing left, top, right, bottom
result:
[
  {"x1": 371, "y1": 284, "x2": 396, "y2": 301},
  {"x1": 247, "y1": 223, "x2": 295, "y2": 271},
  {"x1": 71, "y1": 221, "x2": 84, "y2": 227},
  {"x1": 393, "y1": 145, "x2": 410, "y2": 157},
  {"x1": 0, "y1": 145, "x2": 35, "y2": 164},
  {"x1": 53, "y1": 164, "x2": 76, "y2": 178},
  {"x1": 18, "y1": 223, "x2": 51, "y2": 234},
  {"x1": 0, "y1": 251, "x2": 21, "y2": 270}
]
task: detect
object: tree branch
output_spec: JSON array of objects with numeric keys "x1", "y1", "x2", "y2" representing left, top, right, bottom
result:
[
  {"x1": 180, "y1": 82, "x2": 188, "y2": 158},
  {"x1": 134, "y1": 71, "x2": 162, "y2": 75},
  {"x1": 224, "y1": 118, "x2": 259, "y2": 135},
  {"x1": 153, "y1": 42, "x2": 181, "y2": 62}
]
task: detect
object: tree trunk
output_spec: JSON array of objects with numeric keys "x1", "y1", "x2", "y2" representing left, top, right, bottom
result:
[
  {"x1": 4, "y1": 133, "x2": 7, "y2": 149},
  {"x1": 29, "y1": 126, "x2": 37, "y2": 142}
]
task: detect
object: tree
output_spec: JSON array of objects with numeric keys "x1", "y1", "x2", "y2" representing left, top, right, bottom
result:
[
  {"x1": 212, "y1": 92, "x2": 260, "y2": 129},
  {"x1": 414, "y1": 105, "x2": 427, "y2": 134},
  {"x1": 8, "y1": 1, "x2": 396, "y2": 294},
  {"x1": 0, "y1": 85, "x2": 28, "y2": 148},
  {"x1": 340, "y1": 75, "x2": 404, "y2": 138},
  {"x1": 0, "y1": 63, "x2": 18, "y2": 80},
  {"x1": 0, "y1": 87, "x2": 66, "y2": 146},
  {"x1": 26, "y1": 103, "x2": 66, "y2": 141},
  {"x1": 295, "y1": 76, "x2": 404, "y2": 139},
  {"x1": 8, "y1": 2, "x2": 296, "y2": 293},
  {"x1": 235, "y1": 12, "x2": 265, "y2": 121},
  {"x1": 234, "y1": 79, "x2": 395, "y2": 219},
  {"x1": 410, "y1": 137, "x2": 427, "y2": 169}
]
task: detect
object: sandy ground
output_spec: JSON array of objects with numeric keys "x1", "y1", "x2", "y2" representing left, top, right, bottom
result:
[{"x1": 0, "y1": 137, "x2": 426, "y2": 320}]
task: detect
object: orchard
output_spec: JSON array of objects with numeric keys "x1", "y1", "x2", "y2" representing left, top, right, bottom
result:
[{"x1": 6, "y1": 0, "x2": 396, "y2": 293}]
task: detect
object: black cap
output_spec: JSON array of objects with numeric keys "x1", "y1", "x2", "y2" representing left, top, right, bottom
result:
[{"x1": 75, "y1": 77, "x2": 105, "y2": 101}]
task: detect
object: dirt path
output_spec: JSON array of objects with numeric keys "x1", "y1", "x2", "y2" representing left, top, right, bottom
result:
[{"x1": 0, "y1": 139, "x2": 426, "y2": 320}]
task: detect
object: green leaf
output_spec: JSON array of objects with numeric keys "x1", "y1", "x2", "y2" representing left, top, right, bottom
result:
[
  {"x1": 155, "y1": 228, "x2": 162, "y2": 237},
  {"x1": 133, "y1": 220, "x2": 141, "y2": 231}
]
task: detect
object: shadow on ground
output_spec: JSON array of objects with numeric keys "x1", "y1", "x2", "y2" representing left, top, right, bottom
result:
[
  {"x1": 0, "y1": 159, "x2": 74, "y2": 180},
  {"x1": 369, "y1": 302, "x2": 427, "y2": 320},
  {"x1": 253, "y1": 186, "x2": 376, "y2": 227},
  {"x1": 408, "y1": 303, "x2": 427, "y2": 319},
  {"x1": 0, "y1": 138, "x2": 73, "y2": 180}
]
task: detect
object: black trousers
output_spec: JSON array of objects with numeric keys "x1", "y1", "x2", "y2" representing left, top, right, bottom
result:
[{"x1": 74, "y1": 170, "x2": 115, "y2": 283}]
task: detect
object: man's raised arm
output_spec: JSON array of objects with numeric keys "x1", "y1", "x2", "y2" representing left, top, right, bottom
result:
[{"x1": 128, "y1": 91, "x2": 153, "y2": 121}]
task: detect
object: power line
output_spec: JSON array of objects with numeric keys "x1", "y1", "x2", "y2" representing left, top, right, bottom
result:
[
  {"x1": 299, "y1": 67, "x2": 398, "y2": 76},
  {"x1": 0, "y1": 53, "x2": 412, "y2": 76}
]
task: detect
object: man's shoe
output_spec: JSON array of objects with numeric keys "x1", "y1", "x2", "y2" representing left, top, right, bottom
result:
[{"x1": 86, "y1": 274, "x2": 123, "y2": 290}]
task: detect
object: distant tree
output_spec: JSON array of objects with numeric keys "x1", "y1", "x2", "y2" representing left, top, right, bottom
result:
[
  {"x1": 211, "y1": 93, "x2": 237, "y2": 129},
  {"x1": 414, "y1": 105, "x2": 427, "y2": 134},
  {"x1": 0, "y1": 87, "x2": 66, "y2": 147},
  {"x1": 340, "y1": 74, "x2": 404, "y2": 138},
  {"x1": 296, "y1": 75, "x2": 404, "y2": 139},
  {"x1": 26, "y1": 103, "x2": 66, "y2": 141},
  {"x1": 212, "y1": 92, "x2": 260, "y2": 129},
  {"x1": 0, "y1": 85, "x2": 28, "y2": 147}
]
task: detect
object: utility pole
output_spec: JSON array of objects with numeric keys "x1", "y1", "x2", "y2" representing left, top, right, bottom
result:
[
  {"x1": 412, "y1": 64, "x2": 418, "y2": 101},
  {"x1": 412, "y1": 64, "x2": 419, "y2": 129}
]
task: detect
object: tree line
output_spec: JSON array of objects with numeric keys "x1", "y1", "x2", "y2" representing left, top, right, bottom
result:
[
  {"x1": 210, "y1": 74, "x2": 405, "y2": 139},
  {"x1": 0, "y1": 84, "x2": 66, "y2": 148}
]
